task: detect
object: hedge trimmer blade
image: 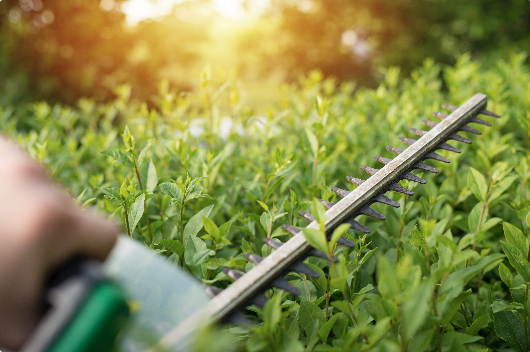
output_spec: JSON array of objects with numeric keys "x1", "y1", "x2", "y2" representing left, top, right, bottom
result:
[{"x1": 153, "y1": 93, "x2": 499, "y2": 350}]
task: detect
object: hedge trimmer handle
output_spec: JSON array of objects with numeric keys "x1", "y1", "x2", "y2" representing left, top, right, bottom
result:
[{"x1": 21, "y1": 258, "x2": 129, "y2": 352}]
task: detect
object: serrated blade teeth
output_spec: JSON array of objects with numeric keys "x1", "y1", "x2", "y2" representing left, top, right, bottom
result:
[
  {"x1": 263, "y1": 238, "x2": 282, "y2": 250},
  {"x1": 308, "y1": 248, "x2": 337, "y2": 261},
  {"x1": 228, "y1": 256, "x2": 299, "y2": 295},
  {"x1": 331, "y1": 187, "x2": 350, "y2": 198},
  {"x1": 386, "y1": 146, "x2": 405, "y2": 155},
  {"x1": 449, "y1": 133, "x2": 472, "y2": 144},
  {"x1": 424, "y1": 151, "x2": 450, "y2": 163},
  {"x1": 479, "y1": 109, "x2": 500, "y2": 118},
  {"x1": 299, "y1": 210, "x2": 315, "y2": 222},
  {"x1": 344, "y1": 217, "x2": 371, "y2": 233},
  {"x1": 263, "y1": 238, "x2": 335, "y2": 262},
  {"x1": 282, "y1": 224, "x2": 300, "y2": 236},
  {"x1": 270, "y1": 276, "x2": 301, "y2": 295},
  {"x1": 346, "y1": 176, "x2": 365, "y2": 186},
  {"x1": 386, "y1": 182, "x2": 414, "y2": 196},
  {"x1": 469, "y1": 116, "x2": 492, "y2": 126},
  {"x1": 441, "y1": 103, "x2": 458, "y2": 112},
  {"x1": 360, "y1": 165, "x2": 378, "y2": 176},
  {"x1": 374, "y1": 155, "x2": 392, "y2": 164},
  {"x1": 204, "y1": 285, "x2": 223, "y2": 298},
  {"x1": 421, "y1": 119, "x2": 438, "y2": 129},
  {"x1": 414, "y1": 161, "x2": 439, "y2": 174},
  {"x1": 432, "y1": 111, "x2": 449, "y2": 119},
  {"x1": 402, "y1": 172, "x2": 427, "y2": 184},
  {"x1": 437, "y1": 141, "x2": 461, "y2": 153},
  {"x1": 460, "y1": 124, "x2": 482, "y2": 135},
  {"x1": 222, "y1": 311, "x2": 250, "y2": 325},
  {"x1": 244, "y1": 252, "x2": 264, "y2": 265},
  {"x1": 290, "y1": 261, "x2": 320, "y2": 278},
  {"x1": 223, "y1": 267, "x2": 243, "y2": 281},
  {"x1": 245, "y1": 251, "x2": 319, "y2": 278},
  {"x1": 358, "y1": 205, "x2": 385, "y2": 220},
  {"x1": 399, "y1": 136, "x2": 417, "y2": 145},
  {"x1": 373, "y1": 194, "x2": 400, "y2": 208},
  {"x1": 410, "y1": 128, "x2": 427, "y2": 137},
  {"x1": 442, "y1": 103, "x2": 500, "y2": 118},
  {"x1": 399, "y1": 136, "x2": 460, "y2": 154},
  {"x1": 317, "y1": 198, "x2": 335, "y2": 210}
]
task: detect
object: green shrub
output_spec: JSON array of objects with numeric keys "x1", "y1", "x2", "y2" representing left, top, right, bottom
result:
[{"x1": 3, "y1": 53, "x2": 530, "y2": 351}]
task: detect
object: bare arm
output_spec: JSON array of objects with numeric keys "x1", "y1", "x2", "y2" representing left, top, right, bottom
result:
[{"x1": 0, "y1": 136, "x2": 119, "y2": 349}]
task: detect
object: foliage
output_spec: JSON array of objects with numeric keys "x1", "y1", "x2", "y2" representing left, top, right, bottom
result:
[
  {"x1": 2, "y1": 53, "x2": 530, "y2": 351},
  {"x1": 239, "y1": 0, "x2": 530, "y2": 85},
  {"x1": 0, "y1": 0, "x2": 211, "y2": 105}
]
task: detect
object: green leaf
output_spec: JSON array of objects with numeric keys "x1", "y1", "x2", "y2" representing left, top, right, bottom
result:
[
  {"x1": 466, "y1": 313, "x2": 490, "y2": 336},
  {"x1": 183, "y1": 205, "x2": 214, "y2": 244},
  {"x1": 157, "y1": 238, "x2": 184, "y2": 258},
  {"x1": 329, "y1": 223, "x2": 350, "y2": 250},
  {"x1": 264, "y1": 176, "x2": 285, "y2": 201},
  {"x1": 468, "y1": 202, "x2": 486, "y2": 234},
  {"x1": 302, "y1": 228, "x2": 328, "y2": 254},
  {"x1": 101, "y1": 187, "x2": 122, "y2": 201},
  {"x1": 318, "y1": 313, "x2": 339, "y2": 343},
  {"x1": 493, "y1": 310, "x2": 529, "y2": 352},
  {"x1": 139, "y1": 160, "x2": 158, "y2": 192},
  {"x1": 260, "y1": 212, "x2": 272, "y2": 235},
  {"x1": 101, "y1": 149, "x2": 134, "y2": 168},
  {"x1": 468, "y1": 167, "x2": 488, "y2": 202},
  {"x1": 263, "y1": 293, "x2": 282, "y2": 335},
  {"x1": 202, "y1": 216, "x2": 220, "y2": 240},
  {"x1": 403, "y1": 279, "x2": 434, "y2": 338},
  {"x1": 184, "y1": 235, "x2": 207, "y2": 277},
  {"x1": 305, "y1": 263, "x2": 327, "y2": 293},
  {"x1": 310, "y1": 198, "x2": 327, "y2": 225},
  {"x1": 298, "y1": 301, "x2": 325, "y2": 333},
  {"x1": 160, "y1": 182, "x2": 183, "y2": 205},
  {"x1": 501, "y1": 242, "x2": 530, "y2": 282},
  {"x1": 305, "y1": 127, "x2": 319, "y2": 158},
  {"x1": 128, "y1": 193, "x2": 145, "y2": 233},
  {"x1": 440, "y1": 289, "x2": 472, "y2": 326},
  {"x1": 257, "y1": 200, "x2": 268, "y2": 212},
  {"x1": 193, "y1": 248, "x2": 216, "y2": 265},
  {"x1": 504, "y1": 222, "x2": 529, "y2": 258},
  {"x1": 499, "y1": 262, "x2": 513, "y2": 287},
  {"x1": 138, "y1": 138, "x2": 154, "y2": 167}
]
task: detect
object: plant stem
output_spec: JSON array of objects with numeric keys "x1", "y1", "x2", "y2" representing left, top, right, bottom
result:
[
  {"x1": 180, "y1": 205, "x2": 185, "y2": 266},
  {"x1": 132, "y1": 156, "x2": 153, "y2": 243},
  {"x1": 396, "y1": 196, "x2": 407, "y2": 263},
  {"x1": 124, "y1": 207, "x2": 132, "y2": 237},
  {"x1": 324, "y1": 264, "x2": 332, "y2": 323},
  {"x1": 265, "y1": 215, "x2": 273, "y2": 256},
  {"x1": 312, "y1": 135, "x2": 319, "y2": 185},
  {"x1": 523, "y1": 282, "x2": 528, "y2": 351},
  {"x1": 460, "y1": 304, "x2": 471, "y2": 327}
]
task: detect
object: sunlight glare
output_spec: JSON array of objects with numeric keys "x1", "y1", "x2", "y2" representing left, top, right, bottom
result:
[{"x1": 122, "y1": 0, "x2": 270, "y2": 24}]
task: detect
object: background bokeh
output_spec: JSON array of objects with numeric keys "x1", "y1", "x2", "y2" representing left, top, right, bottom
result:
[{"x1": 0, "y1": 0, "x2": 528, "y2": 107}]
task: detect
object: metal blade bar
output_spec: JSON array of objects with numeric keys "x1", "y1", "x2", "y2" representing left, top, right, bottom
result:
[{"x1": 154, "y1": 93, "x2": 489, "y2": 349}]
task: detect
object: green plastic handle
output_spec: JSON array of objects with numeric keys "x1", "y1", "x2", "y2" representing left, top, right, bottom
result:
[
  {"x1": 21, "y1": 259, "x2": 129, "y2": 352},
  {"x1": 48, "y1": 282, "x2": 129, "y2": 352}
]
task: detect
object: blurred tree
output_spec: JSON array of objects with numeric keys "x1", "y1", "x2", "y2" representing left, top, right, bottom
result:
[
  {"x1": 0, "y1": 0, "x2": 211, "y2": 106},
  {"x1": 239, "y1": 0, "x2": 530, "y2": 85}
]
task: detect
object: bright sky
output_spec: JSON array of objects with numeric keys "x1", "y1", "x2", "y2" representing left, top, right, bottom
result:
[{"x1": 122, "y1": 0, "x2": 269, "y2": 24}]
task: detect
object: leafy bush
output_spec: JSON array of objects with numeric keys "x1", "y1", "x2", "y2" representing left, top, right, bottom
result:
[{"x1": 2, "y1": 53, "x2": 530, "y2": 351}]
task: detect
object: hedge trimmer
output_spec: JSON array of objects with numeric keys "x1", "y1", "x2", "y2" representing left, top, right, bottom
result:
[{"x1": 22, "y1": 93, "x2": 499, "y2": 352}]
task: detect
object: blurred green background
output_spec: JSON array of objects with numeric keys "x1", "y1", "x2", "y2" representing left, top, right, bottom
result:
[{"x1": 0, "y1": 0, "x2": 529, "y2": 108}]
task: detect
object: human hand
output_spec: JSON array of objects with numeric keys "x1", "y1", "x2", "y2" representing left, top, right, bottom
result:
[{"x1": 0, "y1": 136, "x2": 119, "y2": 350}]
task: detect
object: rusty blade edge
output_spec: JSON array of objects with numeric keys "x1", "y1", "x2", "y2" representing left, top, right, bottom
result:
[{"x1": 442, "y1": 103, "x2": 500, "y2": 118}]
